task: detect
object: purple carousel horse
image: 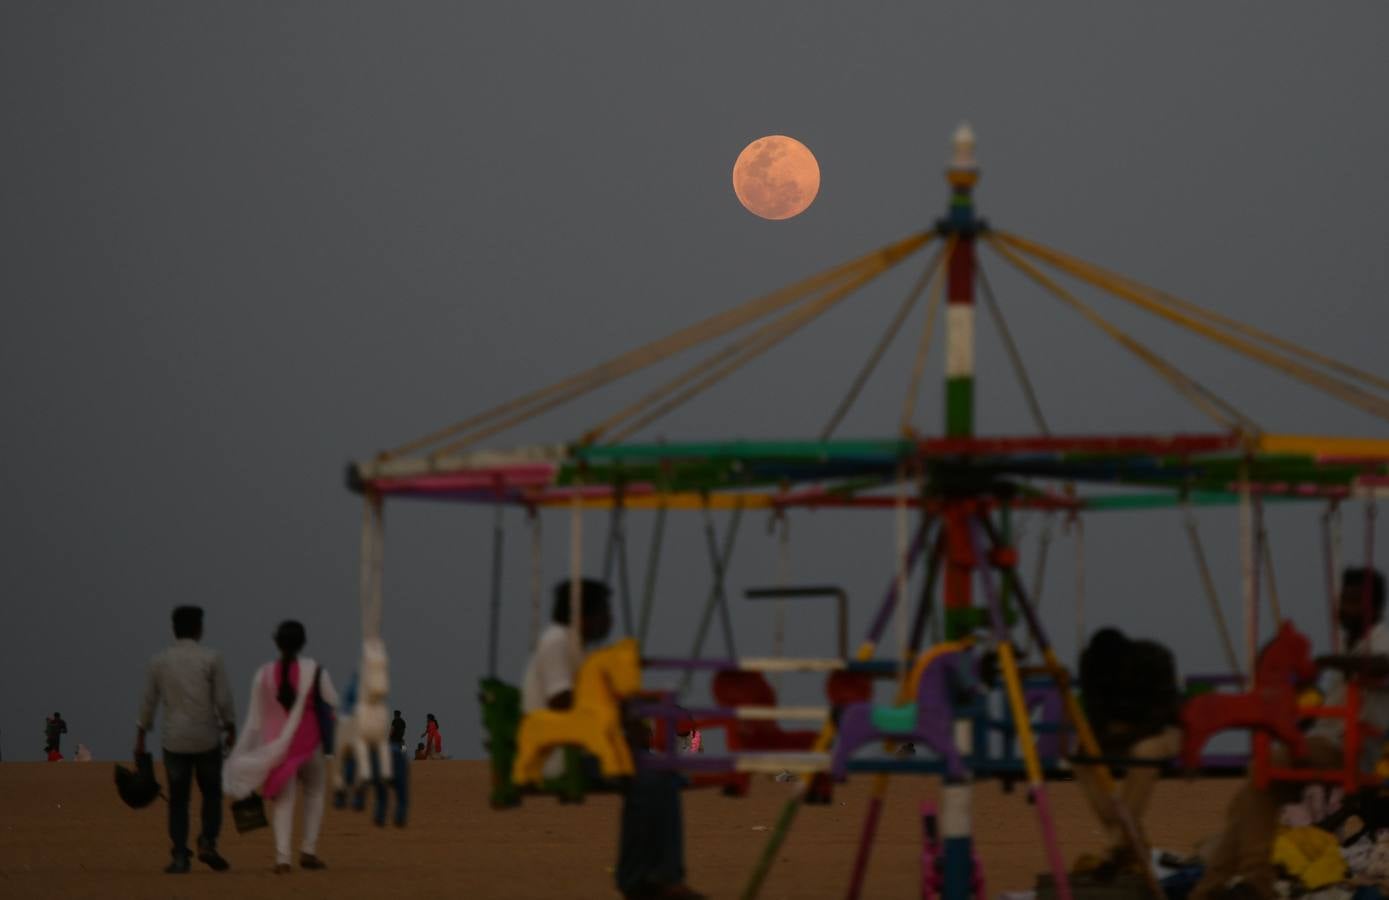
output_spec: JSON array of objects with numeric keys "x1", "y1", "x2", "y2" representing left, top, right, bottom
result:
[{"x1": 831, "y1": 641, "x2": 977, "y2": 781}]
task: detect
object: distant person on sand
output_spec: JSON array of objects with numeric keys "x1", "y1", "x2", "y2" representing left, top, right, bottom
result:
[
  {"x1": 414, "y1": 741, "x2": 427, "y2": 761},
  {"x1": 74, "y1": 743, "x2": 93, "y2": 762},
  {"x1": 1071, "y1": 627, "x2": 1183, "y2": 877},
  {"x1": 1192, "y1": 568, "x2": 1389, "y2": 900},
  {"x1": 135, "y1": 605, "x2": 236, "y2": 874},
  {"x1": 390, "y1": 710, "x2": 407, "y2": 750},
  {"x1": 224, "y1": 620, "x2": 338, "y2": 875},
  {"x1": 44, "y1": 713, "x2": 67, "y2": 757},
  {"x1": 523, "y1": 578, "x2": 705, "y2": 900},
  {"x1": 421, "y1": 714, "x2": 443, "y2": 759}
]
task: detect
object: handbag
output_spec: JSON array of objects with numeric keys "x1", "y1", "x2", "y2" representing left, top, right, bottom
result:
[
  {"x1": 114, "y1": 752, "x2": 162, "y2": 809},
  {"x1": 231, "y1": 793, "x2": 268, "y2": 833},
  {"x1": 314, "y1": 666, "x2": 335, "y2": 754}
]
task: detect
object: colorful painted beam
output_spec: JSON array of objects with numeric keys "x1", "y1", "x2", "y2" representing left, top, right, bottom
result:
[
  {"x1": 641, "y1": 656, "x2": 902, "y2": 676},
  {"x1": 918, "y1": 433, "x2": 1243, "y2": 458},
  {"x1": 356, "y1": 432, "x2": 1389, "y2": 486},
  {"x1": 1257, "y1": 434, "x2": 1389, "y2": 460},
  {"x1": 576, "y1": 439, "x2": 910, "y2": 463},
  {"x1": 354, "y1": 432, "x2": 1389, "y2": 508}
]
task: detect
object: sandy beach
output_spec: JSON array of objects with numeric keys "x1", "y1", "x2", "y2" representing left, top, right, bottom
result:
[{"x1": 0, "y1": 760, "x2": 1240, "y2": 899}]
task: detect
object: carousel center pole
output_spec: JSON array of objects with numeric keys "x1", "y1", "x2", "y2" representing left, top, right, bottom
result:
[
  {"x1": 942, "y1": 122, "x2": 981, "y2": 643},
  {"x1": 941, "y1": 122, "x2": 981, "y2": 900}
]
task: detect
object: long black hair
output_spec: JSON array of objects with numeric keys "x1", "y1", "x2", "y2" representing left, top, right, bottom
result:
[{"x1": 274, "y1": 620, "x2": 307, "y2": 711}]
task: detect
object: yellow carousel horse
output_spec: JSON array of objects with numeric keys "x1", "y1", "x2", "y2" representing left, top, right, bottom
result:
[{"x1": 512, "y1": 637, "x2": 642, "y2": 785}]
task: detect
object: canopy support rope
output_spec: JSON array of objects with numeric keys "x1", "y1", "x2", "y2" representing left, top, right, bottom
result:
[
  {"x1": 528, "y1": 506, "x2": 543, "y2": 651},
  {"x1": 997, "y1": 231, "x2": 1389, "y2": 425},
  {"x1": 384, "y1": 231, "x2": 931, "y2": 461},
  {"x1": 637, "y1": 503, "x2": 667, "y2": 649},
  {"x1": 587, "y1": 269, "x2": 879, "y2": 444},
  {"x1": 568, "y1": 492, "x2": 584, "y2": 662},
  {"x1": 857, "y1": 521, "x2": 931, "y2": 653},
  {"x1": 1072, "y1": 513, "x2": 1086, "y2": 652},
  {"x1": 1323, "y1": 501, "x2": 1343, "y2": 652},
  {"x1": 1257, "y1": 498, "x2": 1283, "y2": 625},
  {"x1": 774, "y1": 511, "x2": 790, "y2": 673},
  {"x1": 1183, "y1": 504, "x2": 1242, "y2": 674},
  {"x1": 1018, "y1": 235, "x2": 1389, "y2": 394},
  {"x1": 487, "y1": 504, "x2": 505, "y2": 679},
  {"x1": 977, "y1": 261, "x2": 1050, "y2": 435},
  {"x1": 1364, "y1": 501, "x2": 1378, "y2": 635},
  {"x1": 1020, "y1": 512, "x2": 1055, "y2": 657},
  {"x1": 601, "y1": 488, "x2": 636, "y2": 635},
  {"x1": 894, "y1": 466, "x2": 911, "y2": 673},
  {"x1": 821, "y1": 245, "x2": 946, "y2": 440},
  {"x1": 1252, "y1": 494, "x2": 1264, "y2": 655},
  {"x1": 679, "y1": 501, "x2": 744, "y2": 694},
  {"x1": 602, "y1": 245, "x2": 927, "y2": 445},
  {"x1": 358, "y1": 491, "x2": 385, "y2": 641},
  {"x1": 708, "y1": 506, "x2": 740, "y2": 662},
  {"x1": 986, "y1": 236, "x2": 1257, "y2": 433},
  {"x1": 1239, "y1": 461, "x2": 1256, "y2": 682},
  {"x1": 900, "y1": 235, "x2": 955, "y2": 433},
  {"x1": 908, "y1": 527, "x2": 947, "y2": 656}
]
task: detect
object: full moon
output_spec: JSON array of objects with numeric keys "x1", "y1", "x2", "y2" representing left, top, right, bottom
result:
[{"x1": 732, "y1": 135, "x2": 820, "y2": 220}]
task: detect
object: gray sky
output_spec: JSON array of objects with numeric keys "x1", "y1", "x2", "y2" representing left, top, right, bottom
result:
[{"x1": 3, "y1": 3, "x2": 1388, "y2": 761}]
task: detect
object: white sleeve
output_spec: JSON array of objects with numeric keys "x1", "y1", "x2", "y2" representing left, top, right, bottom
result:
[
  {"x1": 236, "y1": 666, "x2": 266, "y2": 749},
  {"x1": 318, "y1": 668, "x2": 340, "y2": 707},
  {"x1": 223, "y1": 667, "x2": 267, "y2": 799},
  {"x1": 535, "y1": 633, "x2": 574, "y2": 704},
  {"x1": 1370, "y1": 625, "x2": 1389, "y2": 656}
]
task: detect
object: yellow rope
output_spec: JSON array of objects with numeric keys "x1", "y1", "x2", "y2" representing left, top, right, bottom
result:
[
  {"x1": 586, "y1": 235, "x2": 931, "y2": 445},
  {"x1": 435, "y1": 253, "x2": 896, "y2": 458},
  {"x1": 821, "y1": 245, "x2": 947, "y2": 440},
  {"x1": 605, "y1": 259, "x2": 909, "y2": 444},
  {"x1": 1001, "y1": 232, "x2": 1389, "y2": 394},
  {"x1": 997, "y1": 232, "x2": 1389, "y2": 425},
  {"x1": 986, "y1": 236, "x2": 1258, "y2": 433},
  {"x1": 978, "y1": 260, "x2": 1050, "y2": 435},
  {"x1": 900, "y1": 234, "x2": 955, "y2": 433},
  {"x1": 385, "y1": 230, "x2": 930, "y2": 460}
]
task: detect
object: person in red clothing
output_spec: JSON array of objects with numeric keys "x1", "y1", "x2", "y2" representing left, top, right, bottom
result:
[
  {"x1": 421, "y1": 714, "x2": 443, "y2": 759},
  {"x1": 45, "y1": 712, "x2": 68, "y2": 758}
]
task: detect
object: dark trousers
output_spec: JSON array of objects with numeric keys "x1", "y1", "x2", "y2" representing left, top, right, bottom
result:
[
  {"x1": 164, "y1": 748, "x2": 223, "y2": 856},
  {"x1": 616, "y1": 770, "x2": 685, "y2": 893}
]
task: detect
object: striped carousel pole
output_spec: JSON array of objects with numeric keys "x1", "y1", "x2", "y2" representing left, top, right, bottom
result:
[
  {"x1": 941, "y1": 125, "x2": 982, "y2": 900},
  {"x1": 943, "y1": 123, "x2": 981, "y2": 643}
]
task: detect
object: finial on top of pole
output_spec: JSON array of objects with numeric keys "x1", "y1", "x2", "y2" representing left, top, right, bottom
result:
[{"x1": 950, "y1": 123, "x2": 978, "y2": 172}]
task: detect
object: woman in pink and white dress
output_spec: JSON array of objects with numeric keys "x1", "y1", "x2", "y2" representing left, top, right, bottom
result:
[{"x1": 224, "y1": 620, "x2": 338, "y2": 874}]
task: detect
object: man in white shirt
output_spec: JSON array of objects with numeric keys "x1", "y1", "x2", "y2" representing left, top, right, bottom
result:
[
  {"x1": 522, "y1": 579, "x2": 703, "y2": 900},
  {"x1": 522, "y1": 577, "x2": 607, "y2": 781},
  {"x1": 135, "y1": 606, "x2": 237, "y2": 874},
  {"x1": 1192, "y1": 568, "x2": 1389, "y2": 900}
]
